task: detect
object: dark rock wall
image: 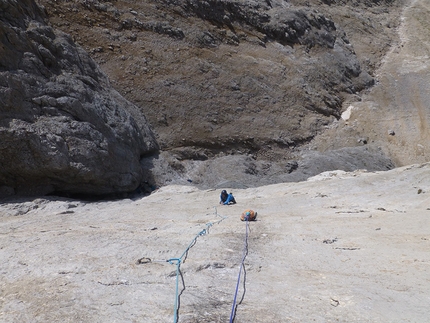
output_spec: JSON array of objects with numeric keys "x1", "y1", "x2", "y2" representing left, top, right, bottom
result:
[
  {"x1": 0, "y1": 0, "x2": 407, "y2": 195},
  {"x1": 0, "y1": 0, "x2": 158, "y2": 197},
  {"x1": 32, "y1": 0, "x2": 405, "y2": 190}
]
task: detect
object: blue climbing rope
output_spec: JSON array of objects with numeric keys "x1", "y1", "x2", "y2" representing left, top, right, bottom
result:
[
  {"x1": 167, "y1": 206, "x2": 227, "y2": 323},
  {"x1": 167, "y1": 258, "x2": 181, "y2": 323},
  {"x1": 229, "y1": 216, "x2": 250, "y2": 323}
]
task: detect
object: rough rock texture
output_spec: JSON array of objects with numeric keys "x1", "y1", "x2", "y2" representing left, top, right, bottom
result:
[
  {"x1": 36, "y1": 0, "x2": 409, "y2": 190},
  {"x1": 142, "y1": 145, "x2": 394, "y2": 189},
  {"x1": 0, "y1": 0, "x2": 158, "y2": 197},
  {"x1": 311, "y1": 0, "x2": 430, "y2": 167},
  {"x1": 1, "y1": 163, "x2": 429, "y2": 322},
  {"x1": 2, "y1": 0, "x2": 428, "y2": 196},
  {"x1": 1, "y1": 2, "x2": 430, "y2": 321}
]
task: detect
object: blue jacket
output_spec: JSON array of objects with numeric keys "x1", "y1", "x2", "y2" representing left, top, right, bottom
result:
[{"x1": 221, "y1": 193, "x2": 236, "y2": 205}]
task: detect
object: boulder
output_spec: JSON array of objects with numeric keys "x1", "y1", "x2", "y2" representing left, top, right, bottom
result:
[{"x1": 0, "y1": 0, "x2": 158, "y2": 197}]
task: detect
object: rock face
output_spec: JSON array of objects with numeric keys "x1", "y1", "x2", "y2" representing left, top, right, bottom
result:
[
  {"x1": 36, "y1": 0, "x2": 406, "y2": 190},
  {"x1": 1, "y1": 0, "x2": 420, "y2": 196},
  {"x1": 1, "y1": 163, "x2": 429, "y2": 322},
  {"x1": 313, "y1": 0, "x2": 430, "y2": 167},
  {"x1": 0, "y1": 0, "x2": 158, "y2": 197}
]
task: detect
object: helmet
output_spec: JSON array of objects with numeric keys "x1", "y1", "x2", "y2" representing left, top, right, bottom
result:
[{"x1": 222, "y1": 190, "x2": 227, "y2": 194}]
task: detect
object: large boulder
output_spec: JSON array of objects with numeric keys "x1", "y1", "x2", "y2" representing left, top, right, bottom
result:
[{"x1": 0, "y1": 0, "x2": 158, "y2": 197}]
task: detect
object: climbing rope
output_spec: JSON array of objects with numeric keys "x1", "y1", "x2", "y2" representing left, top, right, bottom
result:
[
  {"x1": 167, "y1": 258, "x2": 182, "y2": 323},
  {"x1": 166, "y1": 206, "x2": 227, "y2": 323},
  {"x1": 229, "y1": 215, "x2": 250, "y2": 323},
  {"x1": 137, "y1": 206, "x2": 256, "y2": 323}
]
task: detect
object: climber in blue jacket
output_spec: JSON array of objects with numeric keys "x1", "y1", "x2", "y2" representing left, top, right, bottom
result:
[{"x1": 220, "y1": 190, "x2": 236, "y2": 205}]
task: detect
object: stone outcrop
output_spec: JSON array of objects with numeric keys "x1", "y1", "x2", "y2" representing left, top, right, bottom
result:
[
  {"x1": 0, "y1": 0, "x2": 158, "y2": 197},
  {"x1": 1, "y1": 162, "x2": 429, "y2": 322},
  {"x1": 35, "y1": 0, "x2": 405, "y2": 190},
  {"x1": 0, "y1": 0, "x2": 412, "y2": 196},
  {"x1": 40, "y1": 0, "x2": 373, "y2": 142}
]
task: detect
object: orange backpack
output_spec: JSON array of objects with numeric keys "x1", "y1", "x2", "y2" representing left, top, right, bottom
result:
[{"x1": 241, "y1": 209, "x2": 257, "y2": 221}]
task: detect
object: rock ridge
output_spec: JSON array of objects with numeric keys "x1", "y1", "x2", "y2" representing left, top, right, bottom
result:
[{"x1": 0, "y1": 0, "x2": 158, "y2": 197}]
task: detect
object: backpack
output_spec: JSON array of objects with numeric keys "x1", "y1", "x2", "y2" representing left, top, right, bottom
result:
[{"x1": 241, "y1": 209, "x2": 257, "y2": 221}]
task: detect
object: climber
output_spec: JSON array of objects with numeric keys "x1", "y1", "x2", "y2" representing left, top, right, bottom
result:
[{"x1": 220, "y1": 190, "x2": 236, "y2": 205}]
